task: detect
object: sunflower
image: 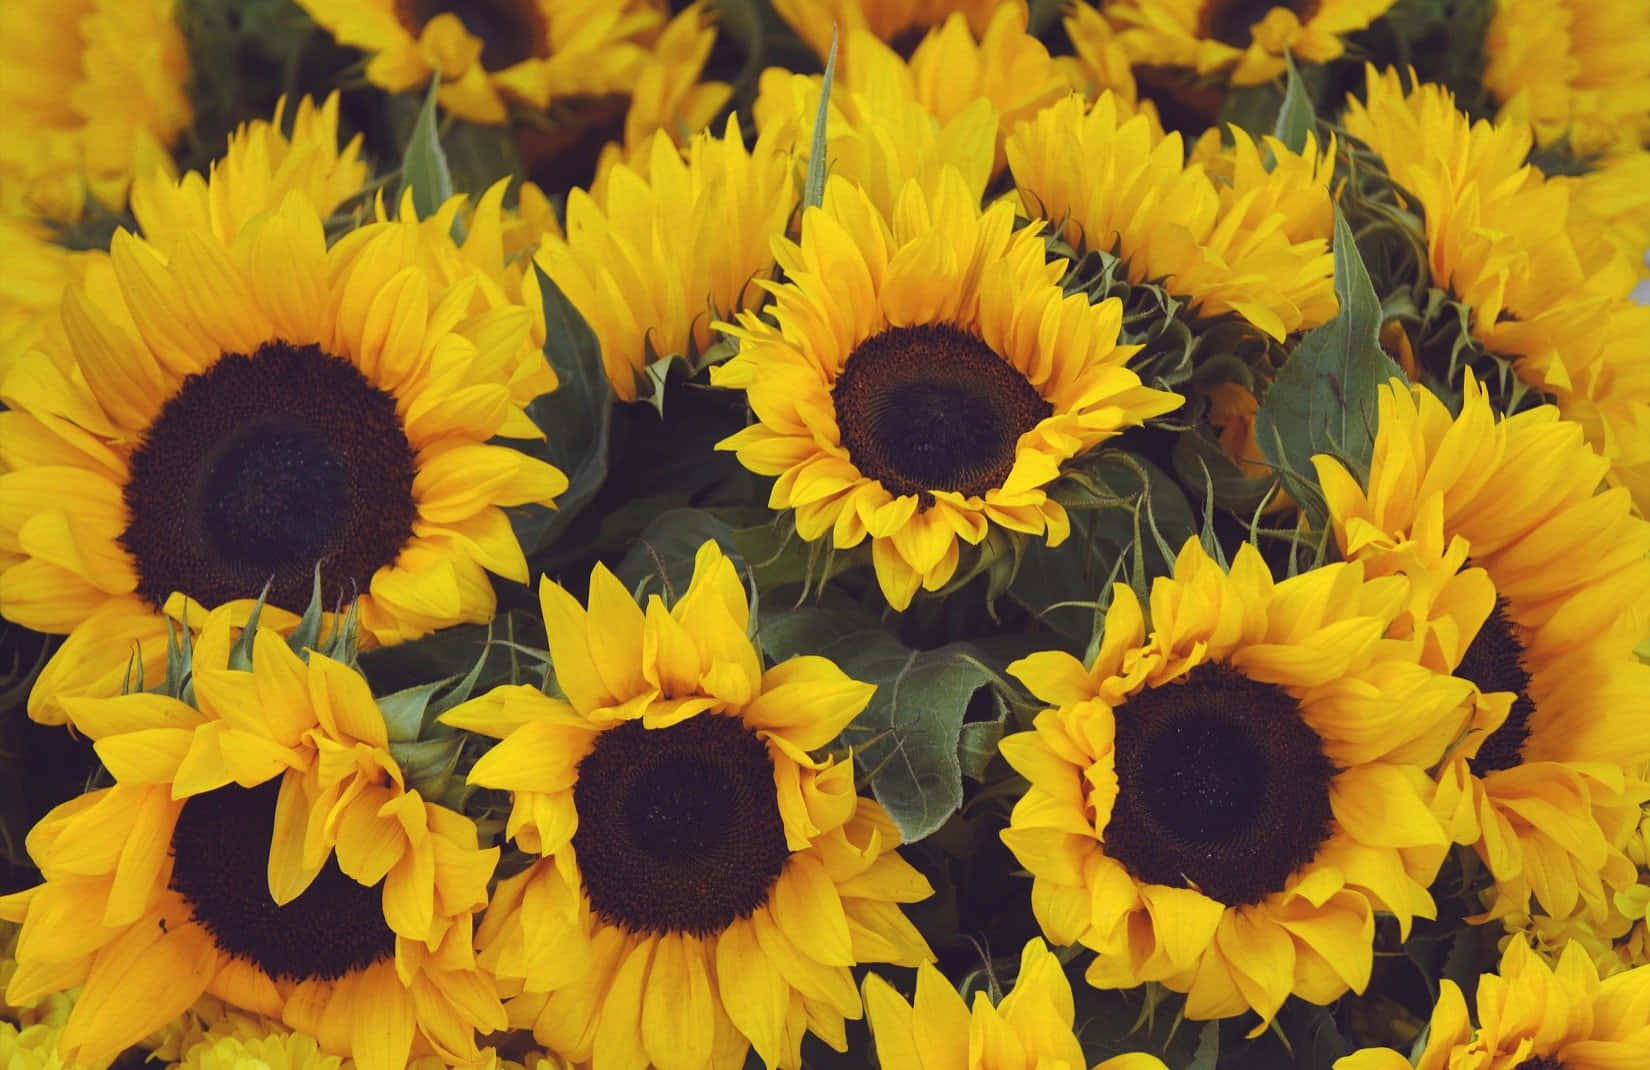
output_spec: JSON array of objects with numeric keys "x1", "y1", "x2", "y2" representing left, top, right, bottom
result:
[
  {"x1": 864, "y1": 937, "x2": 1172, "y2": 1070},
  {"x1": 0, "y1": 172, "x2": 566, "y2": 727},
  {"x1": 1332, "y1": 937, "x2": 1650, "y2": 1070},
  {"x1": 999, "y1": 537, "x2": 1474, "y2": 1029},
  {"x1": 1558, "y1": 150, "x2": 1650, "y2": 279},
  {"x1": 1101, "y1": 0, "x2": 1397, "y2": 87},
  {"x1": 1341, "y1": 66, "x2": 1650, "y2": 511},
  {"x1": 0, "y1": 0, "x2": 189, "y2": 222},
  {"x1": 0, "y1": 615, "x2": 506, "y2": 1070},
  {"x1": 1008, "y1": 91, "x2": 1337, "y2": 341},
  {"x1": 534, "y1": 116, "x2": 796, "y2": 401},
  {"x1": 711, "y1": 165, "x2": 1182, "y2": 611},
  {"x1": 1483, "y1": 0, "x2": 1650, "y2": 160},
  {"x1": 441, "y1": 540, "x2": 934, "y2": 1068},
  {"x1": 0, "y1": 219, "x2": 92, "y2": 372},
  {"x1": 1312, "y1": 375, "x2": 1650, "y2": 923},
  {"x1": 771, "y1": 0, "x2": 1009, "y2": 61}
]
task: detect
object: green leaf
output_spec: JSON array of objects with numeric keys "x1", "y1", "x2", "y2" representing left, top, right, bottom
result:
[
  {"x1": 802, "y1": 29, "x2": 838, "y2": 211},
  {"x1": 1186, "y1": 1021, "x2": 1221, "y2": 1070},
  {"x1": 957, "y1": 718, "x2": 1005, "y2": 781},
  {"x1": 511, "y1": 266, "x2": 614, "y2": 556},
  {"x1": 614, "y1": 508, "x2": 748, "y2": 606},
  {"x1": 1027, "y1": 0, "x2": 1066, "y2": 35},
  {"x1": 377, "y1": 680, "x2": 448, "y2": 744},
  {"x1": 1255, "y1": 210, "x2": 1402, "y2": 525},
  {"x1": 760, "y1": 609, "x2": 995, "y2": 842},
  {"x1": 1272, "y1": 53, "x2": 1315, "y2": 156},
  {"x1": 400, "y1": 78, "x2": 454, "y2": 220}
]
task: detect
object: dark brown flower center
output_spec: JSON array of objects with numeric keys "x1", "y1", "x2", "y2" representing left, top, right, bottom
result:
[
  {"x1": 1460, "y1": 600, "x2": 1537, "y2": 777},
  {"x1": 395, "y1": 0, "x2": 550, "y2": 71},
  {"x1": 169, "y1": 779, "x2": 396, "y2": 981},
  {"x1": 832, "y1": 325, "x2": 1051, "y2": 509},
  {"x1": 572, "y1": 715, "x2": 790, "y2": 936},
  {"x1": 1201, "y1": 0, "x2": 1321, "y2": 49},
  {"x1": 1512, "y1": 1058, "x2": 1565, "y2": 1070},
  {"x1": 1106, "y1": 662, "x2": 1337, "y2": 906},
  {"x1": 121, "y1": 342, "x2": 418, "y2": 615}
]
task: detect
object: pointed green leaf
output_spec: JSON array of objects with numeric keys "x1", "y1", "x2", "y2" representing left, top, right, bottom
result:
[
  {"x1": 614, "y1": 508, "x2": 748, "y2": 607},
  {"x1": 1272, "y1": 53, "x2": 1315, "y2": 156},
  {"x1": 377, "y1": 680, "x2": 449, "y2": 744},
  {"x1": 400, "y1": 77, "x2": 454, "y2": 220},
  {"x1": 802, "y1": 29, "x2": 838, "y2": 211}
]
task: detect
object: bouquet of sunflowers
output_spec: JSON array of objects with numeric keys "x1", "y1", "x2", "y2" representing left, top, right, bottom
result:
[{"x1": 4, "y1": 0, "x2": 1649, "y2": 1068}]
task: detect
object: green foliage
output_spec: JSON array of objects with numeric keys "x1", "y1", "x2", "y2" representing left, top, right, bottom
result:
[
  {"x1": 614, "y1": 508, "x2": 750, "y2": 606},
  {"x1": 400, "y1": 79, "x2": 455, "y2": 219},
  {"x1": 1273, "y1": 54, "x2": 1316, "y2": 156},
  {"x1": 802, "y1": 29, "x2": 839, "y2": 212}
]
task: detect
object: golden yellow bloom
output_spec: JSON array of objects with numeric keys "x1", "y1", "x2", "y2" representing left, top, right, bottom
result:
[
  {"x1": 1009, "y1": 92, "x2": 1337, "y2": 340},
  {"x1": 536, "y1": 116, "x2": 797, "y2": 401},
  {"x1": 1333, "y1": 937, "x2": 1650, "y2": 1070},
  {"x1": 0, "y1": 180, "x2": 565, "y2": 726},
  {"x1": 294, "y1": 0, "x2": 660, "y2": 124},
  {"x1": 1102, "y1": 0, "x2": 1396, "y2": 86},
  {"x1": 1000, "y1": 538, "x2": 1473, "y2": 1029},
  {"x1": 865, "y1": 937, "x2": 1171, "y2": 1070},
  {"x1": 772, "y1": 0, "x2": 1009, "y2": 61},
  {"x1": 0, "y1": 0, "x2": 189, "y2": 221},
  {"x1": 712, "y1": 166, "x2": 1181, "y2": 611},
  {"x1": 1484, "y1": 0, "x2": 1650, "y2": 159},
  {"x1": 1315, "y1": 375, "x2": 1650, "y2": 922},
  {"x1": 1558, "y1": 150, "x2": 1650, "y2": 279},
  {"x1": 0, "y1": 620, "x2": 505, "y2": 1070},
  {"x1": 0, "y1": 220, "x2": 93, "y2": 376},
  {"x1": 442, "y1": 541, "x2": 934, "y2": 1069},
  {"x1": 1058, "y1": 1, "x2": 1145, "y2": 107},
  {"x1": 1342, "y1": 66, "x2": 1650, "y2": 510}
]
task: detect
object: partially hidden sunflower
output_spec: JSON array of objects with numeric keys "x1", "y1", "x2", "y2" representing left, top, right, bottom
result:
[
  {"x1": 1483, "y1": 0, "x2": 1650, "y2": 160},
  {"x1": 441, "y1": 540, "x2": 934, "y2": 1069},
  {"x1": 711, "y1": 165, "x2": 1183, "y2": 611},
  {"x1": 1342, "y1": 66, "x2": 1650, "y2": 511},
  {"x1": 1332, "y1": 936, "x2": 1650, "y2": 1070},
  {"x1": 535, "y1": 116, "x2": 797, "y2": 401},
  {"x1": 999, "y1": 537, "x2": 1475, "y2": 1029},
  {"x1": 864, "y1": 937, "x2": 1171, "y2": 1070},
  {"x1": 1312, "y1": 375, "x2": 1650, "y2": 923},
  {"x1": 1008, "y1": 91, "x2": 1337, "y2": 341},
  {"x1": 1100, "y1": 0, "x2": 1397, "y2": 87},
  {"x1": 294, "y1": 0, "x2": 660, "y2": 124},
  {"x1": 0, "y1": 132, "x2": 566, "y2": 726},
  {"x1": 0, "y1": 617, "x2": 505, "y2": 1069},
  {"x1": 771, "y1": 0, "x2": 1009, "y2": 61},
  {"x1": 0, "y1": 0, "x2": 189, "y2": 222}
]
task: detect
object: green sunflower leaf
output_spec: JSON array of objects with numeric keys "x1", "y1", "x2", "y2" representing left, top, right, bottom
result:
[
  {"x1": 760, "y1": 609, "x2": 996, "y2": 842},
  {"x1": 510, "y1": 266, "x2": 614, "y2": 556},
  {"x1": 400, "y1": 77, "x2": 455, "y2": 221},
  {"x1": 1255, "y1": 210, "x2": 1401, "y2": 524},
  {"x1": 801, "y1": 28, "x2": 838, "y2": 211},
  {"x1": 1273, "y1": 53, "x2": 1315, "y2": 156},
  {"x1": 613, "y1": 508, "x2": 749, "y2": 607}
]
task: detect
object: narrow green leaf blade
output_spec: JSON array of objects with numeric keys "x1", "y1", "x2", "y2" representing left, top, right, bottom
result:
[
  {"x1": 1272, "y1": 52, "x2": 1315, "y2": 155},
  {"x1": 802, "y1": 29, "x2": 838, "y2": 211},
  {"x1": 401, "y1": 77, "x2": 454, "y2": 220}
]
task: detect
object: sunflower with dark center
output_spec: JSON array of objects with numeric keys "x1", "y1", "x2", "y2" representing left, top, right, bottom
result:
[
  {"x1": 999, "y1": 537, "x2": 1476, "y2": 1029},
  {"x1": 1315, "y1": 373, "x2": 1650, "y2": 923},
  {"x1": 768, "y1": 0, "x2": 1004, "y2": 66},
  {"x1": 0, "y1": 170, "x2": 567, "y2": 729},
  {"x1": 0, "y1": 617, "x2": 504, "y2": 1070},
  {"x1": 445, "y1": 541, "x2": 934, "y2": 1069},
  {"x1": 712, "y1": 166, "x2": 1182, "y2": 611},
  {"x1": 1104, "y1": 0, "x2": 1396, "y2": 86},
  {"x1": 294, "y1": 0, "x2": 659, "y2": 123}
]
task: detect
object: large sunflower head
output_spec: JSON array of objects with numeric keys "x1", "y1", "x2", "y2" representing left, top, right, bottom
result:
[
  {"x1": 535, "y1": 115, "x2": 798, "y2": 402},
  {"x1": 1313, "y1": 374, "x2": 1650, "y2": 922},
  {"x1": 0, "y1": 617, "x2": 504, "y2": 1070},
  {"x1": 1102, "y1": 0, "x2": 1397, "y2": 86},
  {"x1": 294, "y1": 0, "x2": 660, "y2": 124},
  {"x1": 441, "y1": 540, "x2": 934, "y2": 1069},
  {"x1": 0, "y1": 157, "x2": 567, "y2": 726},
  {"x1": 999, "y1": 537, "x2": 1475, "y2": 1029},
  {"x1": 864, "y1": 937, "x2": 1173, "y2": 1070},
  {"x1": 1008, "y1": 91, "x2": 1337, "y2": 341},
  {"x1": 0, "y1": 0, "x2": 189, "y2": 222},
  {"x1": 1332, "y1": 937, "x2": 1650, "y2": 1070},
  {"x1": 711, "y1": 167, "x2": 1182, "y2": 611}
]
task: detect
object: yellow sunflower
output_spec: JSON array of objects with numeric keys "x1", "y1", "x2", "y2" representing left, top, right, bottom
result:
[
  {"x1": 534, "y1": 116, "x2": 797, "y2": 401},
  {"x1": 1313, "y1": 375, "x2": 1650, "y2": 923},
  {"x1": 1333, "y1": 937, "x2": 1650, "y2": 1070},
  {"x1": 710, "y1": 166, "x2": 1182, "y2": 611},
  {"x1": 0, "y1": 0, "x2": 189, "y2": 221},
  {"x1": 1558, "y1": 150, "x2": 1650, "y2": 279},
  {"x1": 0, "y1": 179, "x2": 566, "y2": 726},
  {"x1": 864, "y1": 937, "x2": 1171, "y2": 1070},
  {"x1": 772, "y1": 0, "x2": 1010, "y2": 61},
  {"x1": 441, "y1": 540, "x2": 934, "y2": 1069},
  {"x1": 1008, "y1": 91, "x2": 1337, "y2": 341},
  {"x1": 0, "y1": 220, "x2": 93, "y2": 375},
  {"x1": 1342, "y1": 66, "x2": 1650, "y2": 511},
  {"x1": 294, "y1": 0, "x2": 660, "y2": 123},
  {"x1": 1000, "y1": 537, "x2": 1475, "y2": 1029},
  {"x1": 1102, "y1": 0, "x2": 1397, "y2": 87},
  {"x1": 0, "y1": 618, "x2": 505, "y2": 1070},
  {"x1": 1483, "y1": 0, "x2": 1650, "y2": 160}
]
